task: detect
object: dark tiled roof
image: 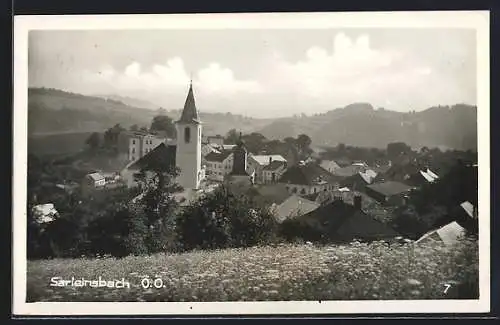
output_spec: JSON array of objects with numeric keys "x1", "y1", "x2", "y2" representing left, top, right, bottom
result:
[
  {"x1": 205, "y1": 150, "x2": 233, "y2": 162},
  {"x1": 279, "y1": 163, "x2": 338, "y2": 186},
  {"x1": 253, "y1": 183, "x2": 291, "y2": 206},
  {"x1": 297, "y1": 200, "x2": 399, "y2": 241},
  {"x1": 263, "y1": 160, "x2": 286, "y2": 171},
  {"x1": 177, "y1": 83, "x2": 200, "y2": 124},
  {"x1": 332, "y1": 165, "x2": 365, "y2": 177},
  {"x1": 366, "y1": 181, "x2": 414, "y2": 197},
  {"x1": 127, "y1": 143, "x2": 177, "y2": 171}
]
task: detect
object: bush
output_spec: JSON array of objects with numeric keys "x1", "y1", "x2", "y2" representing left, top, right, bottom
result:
[{"x1": 176, "y1": 186, "x2": 279, "y2": 252}]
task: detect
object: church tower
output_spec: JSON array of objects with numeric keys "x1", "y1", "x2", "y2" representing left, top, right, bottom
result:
[{"x1": 175, "y1": 81, "x2": 202, "y2": 190}]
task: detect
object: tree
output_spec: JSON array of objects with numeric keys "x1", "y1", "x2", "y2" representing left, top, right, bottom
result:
[
  {"x1": 387, "y1": 142, "x2": 412, "y2": 158},
  {"x1": 130, "y1": 124, "x2": 139, "y2": 132},
  {"x1": 150, "y1": 115, "x2": 176, "y2": 138},
  {"x1": 85, "y1": 132, "x2": 101, "y2": 151},
  {"x1": 103, "y1": 124, "x2": 125, "y2": 150},
  {"x1": 132, "y1": 156, "x2": 183, "y2": 253},
  {"x1": 225, "y1": 128, "x2": 240, "y2": 144},
  {"x1": 242, "y1": 132, "x2": 267, "y2": 154},
  {"x1": 296, "y1": 134, "x2": 313, "y2": 159},
  {"x1": 176, "y1": 185, "x2": 279, "y2": 252}
]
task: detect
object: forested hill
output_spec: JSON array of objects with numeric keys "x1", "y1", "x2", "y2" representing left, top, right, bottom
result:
[
  {"x1": 27, "y1": 88, "x2": 272, "y2": 136},
  {"x1": 258, "y1": 103, "x2": 478, "y2": 151},
  {"x1": 28, "y1": 88, "x2": 477, "y2": 151}
]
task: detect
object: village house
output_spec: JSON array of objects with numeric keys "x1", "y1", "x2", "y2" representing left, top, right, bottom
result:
[
  {"x1": 250, "y1": 183, "x2": 291, "y2": 208},
  {"x1": 31, "y1": 203, "x2": 58, "y2": 224},
  {"x1": 287, "y1": 195, "x2": 400, "y2": 243},
  {"x1": 204, "y1": 150, "x2": 234, "y2": 182},
  {"x1": 331, "y1": 164, "x2": 367, "y2": 178},
  {"x1": 365, "y1": 181, "x2": 414, "y2": 206},
  {"x1": 415, "y1": 221, "x2": 466, "y2": 247},
  {"x1": 340, "y1": 169, "x2": 379, "y2": 192},
  {"x1": 262, "y1": 160, "x2": 287, "y2": 184},
  {"x1": 319, "y1": 160, "x2": 341, "y2": 173},
  {"x1": 120, "y1": 143, "x2": 178, "y2": 188},
  {"x1": 278, "y1": 161, "x2": 340, "y2": 196},
  {"x1": 270, "y1": 194, "x2": 319, "y2": 223},
  {"x1": 201, "y1": 143, "x2": 221, "y2": 158},
  {"x1": 81, "y1": 172, "x2": 106, "y2": 195},
  {"x1": 248, "y1": 154, "x2": 287, "y2": 184},
  {"x1": 127, "y1": 131, "x2": 169, "y2": 162}
]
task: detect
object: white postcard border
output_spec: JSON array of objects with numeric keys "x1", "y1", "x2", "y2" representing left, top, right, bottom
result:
[{"x1": 13, "y1": 11, "x2": 490, "y2": 315}]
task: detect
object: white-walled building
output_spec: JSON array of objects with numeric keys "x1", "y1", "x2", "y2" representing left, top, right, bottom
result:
[
  {"x1": 128, "y1": 132, "x2": 168, "y2": 162},
  {"x1": 248, "y1": 154, "x2": 287, "y2": 184},
  {"x1": 278, "y1": 161, "x2": 339, "y2": 196},
  {"x1": 262, "y1": 160, "x2": 287, "y2": 184},
  {"x1": 205, "y1": 150, "x2": 234, "y2": 182}
]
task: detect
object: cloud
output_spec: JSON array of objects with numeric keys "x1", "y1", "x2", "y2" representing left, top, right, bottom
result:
[
  {"x1": 197, "y1": 63, "x2": 262, "y2": 94},
  {"x1": 80, "y1": 57, "x2": 262, "y2": 107},
  {"x1": 32, "y1": 30, "x2": 475, "y2": 117}
]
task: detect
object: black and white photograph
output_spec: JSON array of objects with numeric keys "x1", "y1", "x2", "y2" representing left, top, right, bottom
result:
[{"x1": 13, "y1": 11, "x2": 490, "y2": 315}]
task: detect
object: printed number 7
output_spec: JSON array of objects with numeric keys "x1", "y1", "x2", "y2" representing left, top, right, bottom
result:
[{"x1": 443, "y1": 283, "x2": 452, "y2": 294}]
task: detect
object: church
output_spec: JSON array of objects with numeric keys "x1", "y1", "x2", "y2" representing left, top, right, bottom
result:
[{"x1": 120, "y1": 82, "x2": 254, "y2": 196}]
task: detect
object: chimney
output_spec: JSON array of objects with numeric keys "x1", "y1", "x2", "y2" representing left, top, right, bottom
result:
[{"x1": 354, "y1": 195, "x2": 362, "y2": 210}]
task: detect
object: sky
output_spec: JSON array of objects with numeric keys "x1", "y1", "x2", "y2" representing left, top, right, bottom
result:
[{"x1": 28, "y1": 28, "x2": 477, "y2": 118}]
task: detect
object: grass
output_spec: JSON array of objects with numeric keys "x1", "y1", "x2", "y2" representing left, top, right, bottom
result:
[{"x1": 26, "y1": 240, "x2": 478, "y2": 302}]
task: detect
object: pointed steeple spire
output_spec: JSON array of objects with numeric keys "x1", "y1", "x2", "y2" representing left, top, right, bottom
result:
[{"x1": 177, "y1": 81, "x2": 200, "y2": 124}]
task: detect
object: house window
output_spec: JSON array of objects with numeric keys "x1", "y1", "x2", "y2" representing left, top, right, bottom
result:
[
  {"x1": 314, "y1": 187, "x2": 317, "y2": 193},
  {"x1": 184, "y1": 127, "x2": 191, "y2": 143},
  {"x1": 132, "y1": 140, "x2": 135, "y2": 144}
]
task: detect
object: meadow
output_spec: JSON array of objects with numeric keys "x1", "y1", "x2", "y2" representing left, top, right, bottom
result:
[{"x1": 26, "y1": 239, "x2": 478, "y2": 302}]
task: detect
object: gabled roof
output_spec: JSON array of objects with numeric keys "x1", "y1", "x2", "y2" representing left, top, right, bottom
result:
[
  {"x1": 366, "y1": 181, "x2": 414, "y2": 197},
  {"x1": 250, "y1": 154, "x2": 287, "y2": 166},
  {"x1": 296, "y1": 200, "x2": 399, "y2": 241},
  {"x1": 332, "y1": 165, "x2": 365, "y2": 177},
  {"x1": 358, "y1": 169, "x2": 378, "y2": 184},
  {"x1": 205, "y1": 150, "x2": 233, "y2": 163},
  {"x1": 273, "y1": 194, "x2": 320, "y2": 223},
  {"x1": 320, "y1": 160, "x2": 340, "y2": 171},
  {"x1": 252, "y1": 183, "x2": 292, "y2": 206},
  {"x1": 177, "y1": 82, "x2": 200, "y2": 124},
  {"x1": 126, "y1": 143, "x2": 177, "y2": 171},
  {"x1": 460, "y1": 201, "x2": 475, "y2": 219},
  {"x1": 279, "y1": 163, "x2": 339, "y2": 186},
  {"x1": 419, "y1": 168, "x2": 439, "y2": 183},
  {"x1": 87, "y1": 172, "x2": 105, "y2": 182},
  {"x1": 416, "y1": 221, "x2": 466, "y2": 247},
  {"x1": 263, "y1": 160, "x2": 287, "y2": 171},
  {"x1": 32, "y1": 203, "x2": 58, "y2": 223}
]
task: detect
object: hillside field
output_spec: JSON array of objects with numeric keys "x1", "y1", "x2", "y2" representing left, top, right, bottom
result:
[
  {"x1": 27, "y1": 240, "x2": 478, "y2": 302},
  {"x1": 28, "y1": 132, "x2": 93, "y2": 156}
]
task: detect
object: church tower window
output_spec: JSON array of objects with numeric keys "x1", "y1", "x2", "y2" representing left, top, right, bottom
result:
[{"x1": 184, "y1": 127, "x2": 191, "y2": 143}]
